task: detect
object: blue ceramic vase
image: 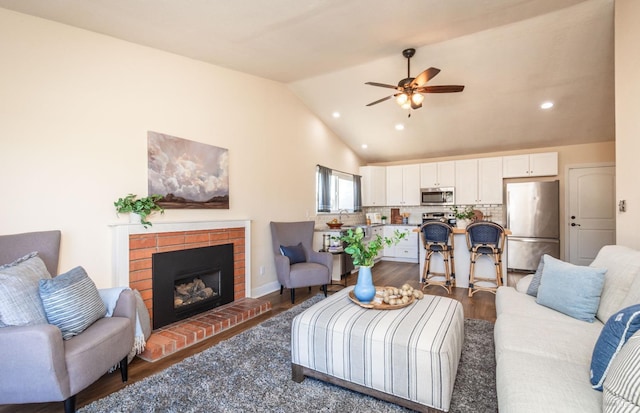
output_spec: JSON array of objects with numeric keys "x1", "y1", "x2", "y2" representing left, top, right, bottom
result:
[{"x1": 354, "y1": 265, "x2": 376, "y2": 304}]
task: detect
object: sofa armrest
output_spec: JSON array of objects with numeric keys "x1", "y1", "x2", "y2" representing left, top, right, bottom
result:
[
  {"x1": 112, "y1": 289, "x2": 136, "y2": 336},
  {"x1": 0, "y1": 324, "x2": 70, "y2": 403},
  {"x1": 273, "y1": 254, "x2": 292, "y2": 286},
  {"x1": 516, "y1": 274, "x2": 534, "y2": 293},
  {"x1": 308, "y1": 250, "x2": 333, "y2": 279}
]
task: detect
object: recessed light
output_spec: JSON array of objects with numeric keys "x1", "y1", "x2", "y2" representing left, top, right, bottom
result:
[
  {"x1": 540, "y1": 101, "x2": 554, "y2": 109},
  {"x1": 395, "y1": 123, "x2": 405, "y2": 131},
  {"x1": 332, "y1": 112, "x2": 341, "y2": 118},
  {"x1": 361, "y1": 144, "x2": 368, "y2": 149}
]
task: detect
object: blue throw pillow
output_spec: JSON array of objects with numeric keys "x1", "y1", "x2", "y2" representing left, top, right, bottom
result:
[
  {"x1": 536, "y1": 255, "x2": 606, "y2": 322},
  {"x1": 280, "y1": 243, "x2": 306, "y2": 264},
  {"x1": 591, "y1": 304, "x2": 640, "y2": 391}
]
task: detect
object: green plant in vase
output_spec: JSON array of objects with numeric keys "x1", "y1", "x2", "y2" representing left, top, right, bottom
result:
[
  {"x1": 451, "y1": 205, "x2": 475, "y2": 227},
  {"x1": 114, "y1": 194, "x2": 164, "y2": 228},
  {"x1": 340, "y1": 227, "x2": 406, "y2": 303}
]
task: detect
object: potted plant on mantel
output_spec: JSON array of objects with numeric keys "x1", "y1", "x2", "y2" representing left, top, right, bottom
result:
[
  {"x1": 114, "y1": 194, "x2": 164, "y2": 228},
  {"x1": 451, "y1": 205, "x2": 475, "y2": 229},
  {"x1": 340, "y1": 227, "x2": 406, "y2": 304}
]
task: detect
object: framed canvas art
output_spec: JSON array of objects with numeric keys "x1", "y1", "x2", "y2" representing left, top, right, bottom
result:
[{"x1": 148, "y1": 131, "x2": 229, "y2": 209}]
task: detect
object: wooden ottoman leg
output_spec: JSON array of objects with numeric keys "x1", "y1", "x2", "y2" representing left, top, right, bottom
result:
[{"x1": 291, "y1": 363, "x2": 306, "y2": 383}]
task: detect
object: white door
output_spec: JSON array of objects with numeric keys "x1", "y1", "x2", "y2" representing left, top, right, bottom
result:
[{"x1": 567, "y1": 165, "x2": 616, "y2": 265}]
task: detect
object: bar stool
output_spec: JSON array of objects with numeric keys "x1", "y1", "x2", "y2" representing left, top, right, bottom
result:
[
  {"x1": 466, "y1": 221, "x2": 505, "y2": 297},
  {"x1": 420, "y1": 221, "x2": 455, "y2": 294}
]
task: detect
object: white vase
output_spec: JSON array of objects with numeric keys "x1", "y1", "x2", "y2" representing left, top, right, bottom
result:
[
  {"x1": 129, "y1": 212, "x2": 142, "y2": 224},
  {"x1": 457, "y1": 219, "x2": 471, "y2": 229}
]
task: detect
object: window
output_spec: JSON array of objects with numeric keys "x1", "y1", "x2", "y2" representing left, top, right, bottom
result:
[{"x1": 316, "y1": 165, "x2": 361, "y2": 213}]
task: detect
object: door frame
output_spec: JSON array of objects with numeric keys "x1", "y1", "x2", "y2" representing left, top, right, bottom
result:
[{"x1": 563, "y1": 162, "x2": 616, "y2": 262}]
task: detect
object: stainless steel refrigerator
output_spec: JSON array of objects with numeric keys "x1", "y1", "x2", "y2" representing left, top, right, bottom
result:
[{"x1": 505, "y1": 181, "x2": 560, "y2": 272}]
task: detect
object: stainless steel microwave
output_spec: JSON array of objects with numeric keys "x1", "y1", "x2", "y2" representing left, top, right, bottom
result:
[{"x1": 420, "y1": 187, "x2": 455, "y2": 206}]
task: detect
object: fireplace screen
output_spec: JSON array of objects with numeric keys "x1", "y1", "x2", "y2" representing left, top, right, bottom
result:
[{"x1": 152, "y1": 243, "x2": 234, "y2": 329}]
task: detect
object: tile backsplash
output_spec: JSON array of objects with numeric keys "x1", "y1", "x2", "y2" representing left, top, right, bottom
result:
[
  {"x1": 314, "y1": 204, "x2": 505, "y2": 228},
  {"x1": 362, "y1": 204, "x2": 505, "y2": 226}
]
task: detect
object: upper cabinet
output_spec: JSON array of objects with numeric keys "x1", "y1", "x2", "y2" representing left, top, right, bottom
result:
[
  {"x1": 503, "y1": 152, "x2": 558, "y2": 178},
  {"x1": 455, "y1": 157, "x2": 503, "y2": 205},
  {"x1": 420, "y1": 161, "x2": 455, "y2": 188},
  {"x1": 360, "y1": 166, "x2": 387, "y2": 207},
  {"x1": 386, "y1": 164, "x2": 420, "y2": 206}
]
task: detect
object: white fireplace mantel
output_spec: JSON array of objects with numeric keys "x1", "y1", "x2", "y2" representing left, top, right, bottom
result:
[{"x1": 109, "y1": 220, "x2": 251, "y2": 295}]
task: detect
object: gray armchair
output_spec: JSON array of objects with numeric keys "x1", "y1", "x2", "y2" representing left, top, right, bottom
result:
[
  {"x1": 0, "y1": 230, "x2": 136, "y2": 413},
  {"x1": 270, "y1": 221, "x2": 332, "y2": 303}
]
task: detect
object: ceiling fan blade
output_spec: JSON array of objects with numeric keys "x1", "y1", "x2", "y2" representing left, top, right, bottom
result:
[
  {"x1": 410, "y1": 67, "x2": 441, "y2": 87},
  {"x1": 365, "y1": 82, "x2": 400, "y2": 90},
  {"x1": 366, "y1": 95, "x2": 393, "y2": 106},
  {"x1": 416, "y1": 85, "x2": 465, "y2": 93}
]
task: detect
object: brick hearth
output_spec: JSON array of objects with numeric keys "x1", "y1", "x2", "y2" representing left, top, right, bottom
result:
[{"x1": 139, "y1": 297, "x2": 271, "y2": 362}]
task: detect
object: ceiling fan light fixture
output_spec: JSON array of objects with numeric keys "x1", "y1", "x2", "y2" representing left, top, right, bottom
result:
[
  {"x1": 411, "y1": 93, "x2": 424, "y2": 105},
  {"x1": 401, "y1": 101, "x2": 411, "y2": 110},
  {"x1": 396, "y1": 93, "x2": 408, "y2": 105}
]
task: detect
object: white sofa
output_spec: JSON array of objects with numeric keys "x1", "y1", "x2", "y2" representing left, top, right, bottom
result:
[{"x1": 494, "y1": 245, "x2": 640, "y2": 413}]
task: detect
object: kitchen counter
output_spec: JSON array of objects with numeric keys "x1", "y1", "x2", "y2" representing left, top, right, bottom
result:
[{"x1": 451, "y1": 227, "x2": 512, "y2": 235}]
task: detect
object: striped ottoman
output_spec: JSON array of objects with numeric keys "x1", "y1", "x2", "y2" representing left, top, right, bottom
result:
[{"x1": 291, "y1": 286, "x2": 464, "y2": 412}]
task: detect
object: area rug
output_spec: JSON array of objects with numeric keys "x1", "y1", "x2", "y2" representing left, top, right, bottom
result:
[{"x1": 80, "y1": 295, "x2": 497, "y2": 413}]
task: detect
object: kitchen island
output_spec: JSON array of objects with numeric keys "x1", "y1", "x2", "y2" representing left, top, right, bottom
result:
[{"x1": 418, "y1": 227, "x2": 511, "y2": 289}]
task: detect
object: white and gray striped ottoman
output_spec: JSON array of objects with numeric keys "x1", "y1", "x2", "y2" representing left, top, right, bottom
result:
[{"x1": 291, "y1": 286, "x2": 464, "y2": 412}]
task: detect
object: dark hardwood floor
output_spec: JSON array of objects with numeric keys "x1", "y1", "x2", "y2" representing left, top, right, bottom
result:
[{"x1": 1, "y1": 260, "x2": 496, "y2": 413}]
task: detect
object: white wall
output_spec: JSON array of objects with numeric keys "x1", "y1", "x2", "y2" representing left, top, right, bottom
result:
[
  {"x1": 615, "y1": 0, "x2": 640, "y2": 249},
  {"x1": 0, "y1": 9, "x2": 362, "y2": 293}
]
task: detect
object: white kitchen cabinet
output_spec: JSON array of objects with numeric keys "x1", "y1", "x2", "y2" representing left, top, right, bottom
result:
[
  {"x1": 455, "y1": 157, "x2": 503, "y2": 205},
  {"x1": 386, "y1": 164, "x2": 420, "y2": 206},
  {"x1": 382, "y1": 225, "x2": 418, "y2": 262},
  {"x1": 420, "y1": 161, "x2": 455, "y2": 188},
  {"x1": 371, "y1": 226, "x2": 385, "y2": 260},
  {"x1": 360, "y1": 166, "x2": 386, "y2": 207},
  {"x1": 503, "y1": 152, "x2": 558, "y2": 178}
]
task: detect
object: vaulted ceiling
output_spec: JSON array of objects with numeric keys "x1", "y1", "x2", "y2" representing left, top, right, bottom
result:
[{"x1": 0, "y1": 0, "x2": 615, "y2": 163}]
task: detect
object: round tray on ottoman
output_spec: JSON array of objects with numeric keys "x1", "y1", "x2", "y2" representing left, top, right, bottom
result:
[{"x1": 347, "y1": 286, "x2": 415, "y2": 310}]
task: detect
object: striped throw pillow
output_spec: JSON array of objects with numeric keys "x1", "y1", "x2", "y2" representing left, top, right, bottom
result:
[
  {"x1": 603, "y1": 331, "x2": 640, "y2": 412},
  {"x1": 0, "y1": 252, "x2": 51, "y2": 326},
  {"x1": 39, "y1": 266, "x2": 106, "y2": 340}
]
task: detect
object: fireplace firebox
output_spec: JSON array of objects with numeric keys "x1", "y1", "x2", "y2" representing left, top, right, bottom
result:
[{"x1": 152, "y1": 243, "x2": 234, "y2": 329}]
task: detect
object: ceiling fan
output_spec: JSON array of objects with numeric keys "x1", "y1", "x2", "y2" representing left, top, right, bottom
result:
[{"x1": 365, "y1": 48, "x2": 464, "y2": 115}]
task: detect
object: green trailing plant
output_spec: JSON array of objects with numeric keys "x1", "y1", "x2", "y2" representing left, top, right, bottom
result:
[
  {"x1": 451, "y1": 205, "x2": 475, "y2": 220},
  {"x1": 340, "y1": 227, "x2": 407, "y2": 267},
  {"x1": 114, "y1": 194, "x2": 164, "y2": 228}
]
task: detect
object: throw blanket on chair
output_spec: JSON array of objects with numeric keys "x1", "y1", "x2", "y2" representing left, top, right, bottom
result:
[{"x1": 99, "y1": 287, "x2": 150, "y2": 360}]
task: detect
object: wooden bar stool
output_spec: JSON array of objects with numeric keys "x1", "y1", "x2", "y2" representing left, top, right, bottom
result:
[
  {"x1": 420, "y1": 221, "x2": 455, "y2": 294},
  {"x1": 466, "y1": 221, "x2": 505, "y2": 297}
]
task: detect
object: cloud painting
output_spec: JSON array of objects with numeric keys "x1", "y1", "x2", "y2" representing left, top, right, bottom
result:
[{"x1": 148, "y1": 131, "x2": 229, "y2": 209}]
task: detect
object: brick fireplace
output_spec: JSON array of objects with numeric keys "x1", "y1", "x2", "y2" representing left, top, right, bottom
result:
[
  {"x1": 111, "y1": 220, "x2": 271, "y2": 361},
  {"x1": 127, "y1": 227, "x2": 245, "y2": 326}
]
